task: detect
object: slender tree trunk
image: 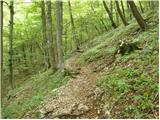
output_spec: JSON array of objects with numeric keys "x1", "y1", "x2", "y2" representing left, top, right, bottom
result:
[
  {"x1": 22, "y1": 45, "x2": 27, "y2": 67},
  {"x1": 149, "y1": 0, "x2": 154, "y2": 9},
  {"x1": 90, "y1": 4, "x2": 108, "y2": 31},
  {"x1": 139, "y1": 1, "x2": 144, "y2": 13},
  {"x1": 41, "y1": 0, "x2": 50, "y2": 69},
  {"x1": 0, "y1": 0, "x2": 3, "y2": 109},
  {"x1": 115, "y1": 7, "x2": 119, "y2": 25},
  {"x1": 102, "y1": 0, "x2": 117, "y2": 28},
  {"x1": 120, "y1": 0, "x2": 125, "y2": 18},
  {"x1": 115, "y1": 1, "x2": 128, "y2": 26},
  {"x1": 127, "y1": 2, "x2": 132, "y2": 20},
  {"x1": 55, "y1": 0, "x2": 64, "y2": 72},
  {"x1": 110, "y1": 0, "x2": 113, "y2": 16},
  {"x1": 46, "y1": 1, "x2": 57, "y2": 71},
  {"x1": 127, "y1": 1, "x2": 147, "y2": 31},
  {"x1": 68, "y1": 0, "x2": 79, "y2": 50},
  {"x1": 8, "y1": 1, "x2": 14, "y2": 96}
]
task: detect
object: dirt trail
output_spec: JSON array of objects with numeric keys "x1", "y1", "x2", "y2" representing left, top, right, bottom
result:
[{"x1": 39, "y1": 52, "x2": 108, "y2": 119}]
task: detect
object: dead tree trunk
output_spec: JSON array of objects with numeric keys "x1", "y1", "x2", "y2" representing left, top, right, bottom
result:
[
  {"x1": 115, "y1": 1, "x2": 128, "y2": 26},
  {"x1": 68, "y1": 0, "x2": 80, "y2": 50},
  {"x1": 41, "y1": 0, "x2": 50, "y2": 69},
  {"x1": 127, "y1": 1, "x2": 147, "y2": 31},
  {"x1": 102, "y1": 0, "x2": 117, "y2": 28},
  {"x1": 55, "y1": 0, "x2": 64, "y2": 72},
  {"x1": 8, "y1": 1, "x2": 14, "y2": 97},
  {"x1": 46, "y1": 0, "x2": 57, "y2": 71}
]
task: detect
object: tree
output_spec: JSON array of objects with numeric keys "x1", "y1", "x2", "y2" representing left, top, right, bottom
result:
[
  {"x1": 102, "y1": 0, "x2": 117, "y2": 28},
  {"x1": 46, "y1": 0, "x2": 57, "y2": 71},
  {"x1": 127, "y1": 1, "x2": 147, "y2": 31},
  {"x1": 55, "y1": 0, "x2": 64, "y2": 72},
  {"x1": 8, "y1": 1, "x2": 14, "y2": 97},
  {"x1": 139, "y1": 1, "x2": 144, "y2": 13},
  {"x1": 120, "y1": 0, "x2": 125, "y2": 18},
  {"x1": 41, "y1": 0, "x2": 50, "y2": 69},
  {"x1": 68, "y1": 0, "x2": 80, "y2": 50},
  {"x1": 0, "y1": 0, "x2": 3, "y2": 106},
  {"x1": 149, "y1": 0, "x2": 154, "y2": 9},
  {"x1": 115, "y1": 0, "x2": 128, "y2": 26}
]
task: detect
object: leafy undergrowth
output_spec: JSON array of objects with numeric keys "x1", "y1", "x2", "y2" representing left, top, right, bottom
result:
[
  {"x1": 2, "y1": 9, "x2": 158, "y2": 119},
  {"x1": 2, "y1": 70, "x2": 70, "y2": 118},
  {"x1": 77, "y1": 10, "x2": 159, "y2": 119}
]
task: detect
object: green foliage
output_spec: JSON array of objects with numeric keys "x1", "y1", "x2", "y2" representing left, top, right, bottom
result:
[
  {"x1": 2, "y1": 70, "x2": 70, "y2": 118},
  {"x1": 97, "y1": 10, "x2": 158, "y2": 119}
]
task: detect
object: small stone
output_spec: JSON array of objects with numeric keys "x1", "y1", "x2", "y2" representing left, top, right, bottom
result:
[{"x1": 78, "y1": 104, "x2": 89, "y2": 112}]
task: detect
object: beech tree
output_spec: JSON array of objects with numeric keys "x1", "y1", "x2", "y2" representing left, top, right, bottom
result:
[
  {"x1": 8, "y1": 1, "x2": 14, "y2": 97},
  {"x1": 0, "y1": 1, "x2": 3, "y2": 103},
  {"x1": 41, "y1": 0, "x2": 50, "y2": 69},
  {"x1": 139, "y1": 1, "x2": 144, "y2": 13},
  {"x1": 46, "y1": 0, "x2": 57, "y2": 71},
  {"x1": 115, "y1": 0, "x2": 128, "y2": 26},
  {"x1": 55, "y1": 0, "x2": 64, "y2": 72},
  {"x1": 102, "y1": 0, "x2": 117, "y2": 28},
  {"x1": 120, "y1": 0, "x2": 125, "y2": 18},
  {"x1": 68, "y1": 0, "x2": 80, "y2": 50},
  {"x1": 127, "y1": 1, "x2": 147, "y2": 31}
]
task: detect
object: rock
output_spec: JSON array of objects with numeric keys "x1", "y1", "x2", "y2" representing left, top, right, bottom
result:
[
  {"x1": 78, "y1": 104, "x2": 89, "y2": 112},
  {"x1": 103, "y1": 104, "x2": 111, "y2": 118}
]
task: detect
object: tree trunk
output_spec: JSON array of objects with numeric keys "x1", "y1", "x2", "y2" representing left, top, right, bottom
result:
[
  {"x1": 22, "y1": 45, "x2": 27, "y2": 67},
  {"x1": 41, "y1": 0, "x2": 50, "y2": 69},
  {"x1": 8, "y1": 1, "x2": 14, "y2": 96},
  {"x1": 110, "y1": 0, "x2": 113, "y2": 16},
  {"x1": 102, "y1": 0, "x2": 117, "y2": 28},
  {"x1": 127, "y1": 1, "x2": 147, "y2": 31},
  {"x1": 139, "y1": 1, "x2": 144, "y2": 13},
  {"x1": 149, "y1": 0, "x2": 154, "y2": 10},
  {"x1": 0, "y1": 1, "x2": 3, "y2": 105},
  {"x1": 90, "y1": 3, "x2": 107, "y2": 32},
  {"x1": 46, "y1": 1, "x2": 57, "y2": 71},
  {"x1": 68, "y1": 0, "x2": 80, "y2": 50},
  {"x1": 127, "y1": 2, "x2": 132, "y2": 20},
  {"x1": 120, "y1": 0, "x2": 125, "y2": 18},
  {"x1": 115, "y1": 1, "x2": 128, "y2": 26},
  {"x1": 55, "y1": 0, "x2": 64, "y2": 72}
]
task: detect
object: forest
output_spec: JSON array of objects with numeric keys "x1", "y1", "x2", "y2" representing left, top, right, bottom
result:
[{"x1": 0, "y1": 0, "x2": 159, "y2": 119}]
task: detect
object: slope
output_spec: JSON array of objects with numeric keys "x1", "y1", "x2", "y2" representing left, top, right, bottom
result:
[{"x1": 2, "y1": 10, "x2": 159, "y2": 119}]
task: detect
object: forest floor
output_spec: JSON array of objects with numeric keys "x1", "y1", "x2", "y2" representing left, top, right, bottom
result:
[{"x1": 2, "y1": 10, "x2": 159, "y2": 119}]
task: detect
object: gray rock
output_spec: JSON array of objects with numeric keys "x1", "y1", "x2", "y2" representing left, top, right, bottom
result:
[{"x1": 78, "y1": 104, "x2": 89, "y2": 112}]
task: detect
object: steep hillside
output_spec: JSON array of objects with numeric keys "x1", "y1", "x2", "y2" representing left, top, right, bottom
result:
[{"x1": 2, "y1": 10, "x2": 159, "y2": 119}]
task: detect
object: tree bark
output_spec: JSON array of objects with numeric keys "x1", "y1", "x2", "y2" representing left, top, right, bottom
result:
[
  {"x1": 120, "y1": 0, "x2": 125, "y2": 18},
  {"x1": 46, "y1": 0, "x2": 57, "y2": 71},
  {"x1": 149, "y1": 0, "x2": 154, "y2": 9},
  {"x1": 102, "y1": 0, "x2": 117, "y2": 28},
  {"x1": 41, "y1": 0, "x2": 50, "y2": 69},
  {"x1": 127, "y1": 2, "x2": 132, "y2": 20},
  {"x1": 68, "y1": 0, "x2": 80, "y2": 50},
  {"x1": 115, "y1": 1, "x2": 128, "y2": 26},
  {"x1": 8, "y1": 1, "x2": 14, "y2": 96},
  {"x1": 139, "y1": 1, "x2": 144, "y2": 13},
  {"x1": 0, "y1": 0, "x2": 3, "y2": 107},
  {"x1": 55, "y1": 0, "x2": 64, "y2": 72},
  {"x1": 127, "y1": 1, "x2": 147, "y2": 31}
]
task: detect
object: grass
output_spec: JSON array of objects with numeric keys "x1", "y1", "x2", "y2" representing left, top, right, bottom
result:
[
  {"x1": 2, "y1": 70, "x2": 71, "y2": 118},
  {"x1": 96, "y1": 12, "x2": 158, "y2": 118},
  {"x1": 2, "y1": 7, "x2": 159, "y2": 119},
  {"x1": 76, "y1": 9, "x2": 158, "y2": 119}
]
